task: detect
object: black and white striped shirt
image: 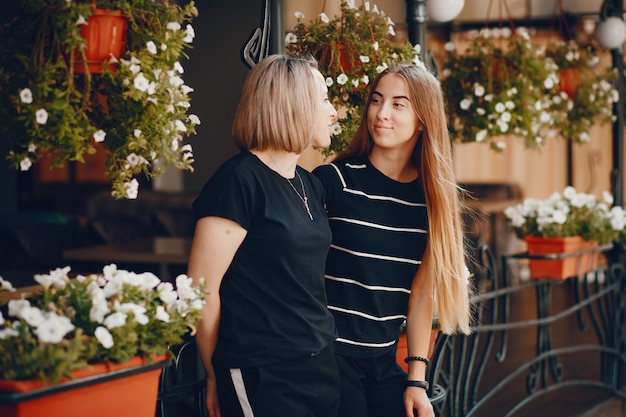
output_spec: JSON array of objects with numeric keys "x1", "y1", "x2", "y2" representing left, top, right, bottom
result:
[{"x1": 314, "y1": 156, "x2": 428, "y2": 358}]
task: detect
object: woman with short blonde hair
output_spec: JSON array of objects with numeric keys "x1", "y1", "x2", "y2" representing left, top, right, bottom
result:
[{"x1": 190, "y1": 54, "x2": 339, "y2": 417}]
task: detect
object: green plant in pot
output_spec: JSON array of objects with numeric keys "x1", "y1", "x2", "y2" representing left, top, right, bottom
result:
[
  {"x1": 0, "y1": 0, "x2": 199, "y2": 198},
  {"x1": 285, "y1": 0, "x2": 419, "y2": 155}
]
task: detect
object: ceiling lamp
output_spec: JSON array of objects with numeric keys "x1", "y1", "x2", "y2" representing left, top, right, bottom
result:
[
  {"x1": 427, "y1": 0, "x2": 465, "y2": 22},
  {"x1": 594, "y1": 0, "x2": 626, "y2": 49}
]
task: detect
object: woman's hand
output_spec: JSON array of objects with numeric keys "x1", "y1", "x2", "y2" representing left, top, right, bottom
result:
[
  {"x1": 404, "y1": 386, "x2": 434, "y2": 417},
  {"x1": 206, "y1": 366, "x2": 222, "y2": 417}
]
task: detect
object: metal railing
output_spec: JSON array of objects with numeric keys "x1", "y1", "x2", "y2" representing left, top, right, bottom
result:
[{"x1": 428, "y1": 243, "x2": 626, "y2": 417}]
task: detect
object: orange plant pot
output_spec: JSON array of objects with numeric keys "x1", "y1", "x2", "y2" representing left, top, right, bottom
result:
[
  {"x1": 524, "y1": 236, "x2": 599, "y2": 280},
  {"x1": 0, "y1": 355, "x2": 170, "y2": 417},
  {"x1": 558, "y1": 67, "x2": 582, "y2": 98},
  {"x1": 395, "y1": 329, "x2": 440, "y2": 372},
  {"x1": 74, "y1": 8, "x2": 128, "y2": 74}
]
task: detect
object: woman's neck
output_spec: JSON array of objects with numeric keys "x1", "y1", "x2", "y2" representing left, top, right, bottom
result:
[
  {"x1": 250, "y1": 148, "x2": 300, "y2": 178},
  {"x1": 369, "y1": 147, "x2": 418, "y2": 183}
]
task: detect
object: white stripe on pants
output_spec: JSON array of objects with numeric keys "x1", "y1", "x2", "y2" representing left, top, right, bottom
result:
[{"x1": 230, "y1": 368, "x2": 255, "y2": 417}]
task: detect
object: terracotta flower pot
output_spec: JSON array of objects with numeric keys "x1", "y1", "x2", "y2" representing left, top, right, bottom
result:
[
  {"x1": 395, "y1": 328, "x2": 440, "y2": 372},
  {"x1": 524, "y1": 236, "x2": 599, "y2": 280},
  {"x1": 558, "y1": 67, "x2": 582, "y2": 98},
  {"x1": 0, "y1": 355, "x2": 170, "y2": 417},
  {"x1": 74, "y1": 8, "x2": 128, "y2": 74}
]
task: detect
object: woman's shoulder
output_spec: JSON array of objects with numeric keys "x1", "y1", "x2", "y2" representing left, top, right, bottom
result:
[{"x1": 313, "y1": 156, "x2": 367, "y2": 178}]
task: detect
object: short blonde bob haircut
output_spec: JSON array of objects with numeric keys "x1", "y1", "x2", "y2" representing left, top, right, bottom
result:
[{"x1": 232, "y1": 54, "x2": 319, "y2": 154}]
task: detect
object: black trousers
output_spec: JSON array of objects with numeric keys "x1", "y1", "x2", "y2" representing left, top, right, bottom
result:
[
  {"x1": 335, "y1": 350, "x2": 407, "y2": 417},
  {"x1": 214, "y1": 344, "x2": 340, "y2": 417}
]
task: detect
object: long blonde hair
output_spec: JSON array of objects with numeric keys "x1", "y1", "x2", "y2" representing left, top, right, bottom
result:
[{"x1": 338, "y1": 64, "x2": 472, "y2": 335}]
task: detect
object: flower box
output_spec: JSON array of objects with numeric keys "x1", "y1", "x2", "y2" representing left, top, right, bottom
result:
[
  {"x1": 0, "y1": 355, "x2": 170, "y2": 417},
  {"x1": 524, "y1": 236, "x2": 599, "y2": 280}
]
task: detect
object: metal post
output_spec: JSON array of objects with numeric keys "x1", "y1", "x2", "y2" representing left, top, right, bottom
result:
[
  {"x1": 270, "y1": 0, "x2": 284, "y2": 54},
  {"x1": 611, "y1": 46, "x2": 624, "y2": 206},
  {"x1": 405, "y1": 0, "x2": 431, "y2": 71}
]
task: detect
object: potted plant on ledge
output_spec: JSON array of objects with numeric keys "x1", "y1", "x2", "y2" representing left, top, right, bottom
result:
[
  {"x1": 0, "y1": 0, "x2": 200, "y2": 199},
  {"x1": 503, "y1": 186, "x2": 626, "y2": 279},
  {"x1": 0, "y1": 265, "x2": 206, "y2": 417}
]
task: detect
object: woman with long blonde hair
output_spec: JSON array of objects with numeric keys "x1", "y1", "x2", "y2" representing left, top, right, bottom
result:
[{"x1": 314, "y1": 62, "x2": 472, "y2": 417}]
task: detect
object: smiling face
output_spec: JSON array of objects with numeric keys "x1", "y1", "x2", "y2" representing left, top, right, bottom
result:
[
  {"x1": 311, "y1": 69, "x2": 337, "y2": 149},
  {"x1": 367, "y1": 73, "x2": 420, "y2": 154}
]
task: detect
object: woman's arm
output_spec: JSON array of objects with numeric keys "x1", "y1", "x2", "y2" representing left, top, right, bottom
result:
[
  {"x1": 187, "y1": 216, "x2": 247, "y2": 417},
  {"x1": 403, "y1": 262, "x2": 435, "y2": 417}
]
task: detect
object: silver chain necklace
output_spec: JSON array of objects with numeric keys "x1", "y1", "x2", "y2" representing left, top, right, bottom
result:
[
  {"x1": 287, "y1": 171, "x2": 313, "y2": 220},
  {"x1": 267, "y1": 153, "x2": 314, "y2": 220}
]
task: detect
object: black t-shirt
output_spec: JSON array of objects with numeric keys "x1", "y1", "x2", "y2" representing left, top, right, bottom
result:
[
  {"x1": 193, "y1": 150, "x2": 335, "y2": 368},
  {"x1": 314, "y1": 156, "x2": 428, "y2": 358}
]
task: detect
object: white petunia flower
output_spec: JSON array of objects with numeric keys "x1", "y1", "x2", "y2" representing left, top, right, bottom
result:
[
  {"x1": 166, "y1": 22, "x2": 181, "y2": 31},
  {"x1": 189, "y1": 114, "x2": 201, "y2": 125},
  {"x1": 285, "y1": 33, "x2": 297, "y2": 44},
  {"x1": 473, "y1": 84, "x2": 485, "y2": 97},
  {"x1": 93, "y1": 130, "x2": 106, "y2": 143},
  {"x1": 134, "y1": 73, "x2": 150, "y2": 92},
  {"x1": 183, "y1": 24, "x2": 195, "y2": 43},
  {"x1": 319, "y1": 13, "x2": 329, "y2": 23},
  {"x1": 20, "y1": 157, "x2": 32, "y2": 171},
  {"x1": 460, "y1": 98, "x2": 472, "y2": 110},
  {"x1": 155, "y1": 305, "x2": 170, "y2": 322},
  {"x1": 475, "y1": 129, "x2": 488, "y2": 142},
  {"x1": 19, "y1": 88, "x2": 33, "y2": 104},
  {"x1": 146, "y1": 41, "x2": 157, "y2": 54},
  {"x1": 104, "y1": 312, "x2": 128, "y2": 329},
  {"x1": 95, "y1": 326, "x2": 114, "y2": 348},
  {"x1": 127, "y1": 153, "x2": 140, "y2": 167},
  {"x1": 331, "y1": 123, "x2": 342, "y2": 136},
  {"x1": 336, "y1": 74, "x2": 348, "y2": 85},
  {"x1": 34, "y1": 313, "x2": 75, "y2": 344},
  {"x1": 124, "y1": 178, "x2": 139, "y2": 199},
  {"x1": 35, "y1": 109, "x2": 48, "y2": 124},
  {"x1": 294, "y1": 11, "x2": 305, "y2": 19}
]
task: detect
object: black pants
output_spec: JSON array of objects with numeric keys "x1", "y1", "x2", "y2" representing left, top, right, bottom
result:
[
  {"x1": 214, "y1": 344, "x2": 340, "y2": 417},
  {"x1": 335, "y1": 350, "x2": 407, "y2": 417}
]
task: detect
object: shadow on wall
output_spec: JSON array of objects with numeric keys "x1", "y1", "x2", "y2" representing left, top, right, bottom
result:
[{"x1": 181, "y1": 0, "x2": 262, "y2": 193}]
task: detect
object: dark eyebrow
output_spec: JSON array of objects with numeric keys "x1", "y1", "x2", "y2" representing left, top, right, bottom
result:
[{"x1": 372, "y1": 90, "x2": 410, "y2": 101}]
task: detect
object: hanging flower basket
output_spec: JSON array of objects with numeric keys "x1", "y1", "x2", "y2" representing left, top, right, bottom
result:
[
  {"x1": 442, "y1": 32, "x2": 559, "y2": 151},
  {"x1": 285, "y1": 1, "x2": 419, "y2": 155},
  {"x1": 74, "y1": 7, "x2": 128, "y2": 74},
  {"x1": 0, "y1": 355, "x2": 169, "y2": 417},
  {"x1": 1, "y1": 1, "x2": 200, "y2": 199},
  {"x1": 544, "y1": 40, "x2": 618, "y2": 143}
]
